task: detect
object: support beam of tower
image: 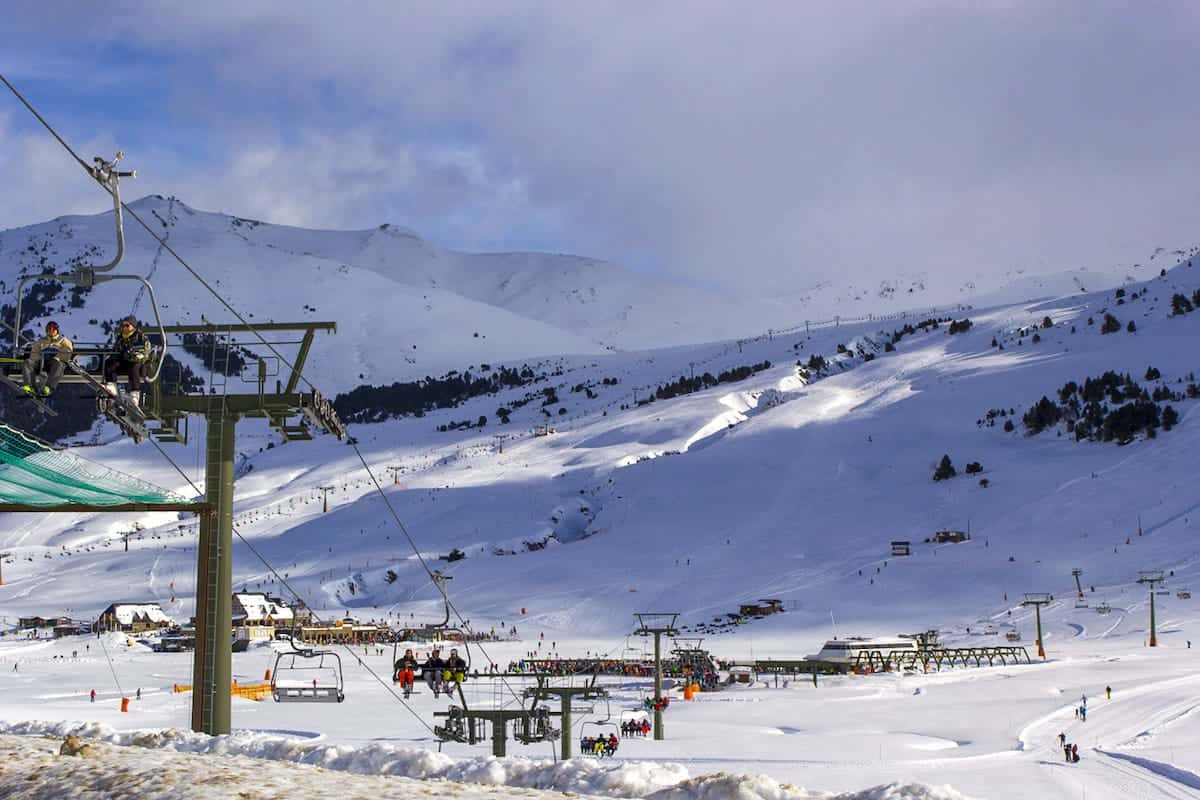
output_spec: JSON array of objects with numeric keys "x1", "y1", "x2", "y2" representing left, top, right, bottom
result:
[
  {"x1": 148, "y1": 322, "x2": 345, "y2": 736},
  {"x1": 1137, "y1": 571, "x2": 1166, "y2": 647},
  {"x1": 1021, "y1": 593, "x2": 1051, "y2": 660},
  {"x1": 635, "y1": 612, "x2": 679, "y2": 741},
  {"x1": 525, "y1": 677, "x2": 607, "y2": 759}
]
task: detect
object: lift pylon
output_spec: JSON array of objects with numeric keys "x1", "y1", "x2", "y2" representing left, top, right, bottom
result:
[
  {"x1": 1137, "y1": 571, "x2": 1166, "y2": 647},
  {"x1": 635, "y1": 612, "x2": 678, "y2": 740},
  {"x1": 1021, "y1": 593, "x2": 1051, "y2": 660}
]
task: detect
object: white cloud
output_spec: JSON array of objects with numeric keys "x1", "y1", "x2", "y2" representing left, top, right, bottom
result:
[{"x1": 3, "y1": 3, "x2": 1199, "y2": 289}]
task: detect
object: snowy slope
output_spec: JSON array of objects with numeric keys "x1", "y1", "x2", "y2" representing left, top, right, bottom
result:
[{"x1": 4, "y1": 201, "x2": 1200, "y2": 796}]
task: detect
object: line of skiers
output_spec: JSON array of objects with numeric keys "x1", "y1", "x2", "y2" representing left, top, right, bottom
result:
[
  {"x1": 1056, "y1": 688, "x2": 1114, "y2": 764},
  {"x1": 392, "y1": 647, "x2": 468, "y2": 698}
]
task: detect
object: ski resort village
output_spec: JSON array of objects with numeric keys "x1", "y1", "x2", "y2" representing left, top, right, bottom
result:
[{"x1": 3, "y1": 7, "x2": 1200, "y2": 800}]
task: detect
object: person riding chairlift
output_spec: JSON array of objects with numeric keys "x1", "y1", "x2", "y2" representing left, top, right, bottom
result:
[
  {"x1": 444, "y1": 648, "x2": 468, "y2": 685},
  {"x1": 394, "y1": 648, "x2": 419, "y2": 697},
  {"x1": 21, "y1": 320, "x2": 74, "y2": 398},
  {"x1": 423, "y1": 649, "x2": 446, "y2": 697},
  {"x1": 104, "y1": 316, "x2": 151, "y2": 406}
]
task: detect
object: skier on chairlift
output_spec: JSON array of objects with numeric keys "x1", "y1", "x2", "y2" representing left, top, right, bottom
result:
[
  {"x1": 445, "y1": 648, "x2": 468, "y2": 685},
  {"x1": 394, "y1": 647, "x2": 418, "y2": 698},
  {"x1": 423, "y1": 648, "x2": 446, "y2": 697},
  {"x1": 21, "y1": 320, "x2": 73, "y2": 398},
  {"x1": 104, "y1": 316, "x2": 151, "y2": 406}
]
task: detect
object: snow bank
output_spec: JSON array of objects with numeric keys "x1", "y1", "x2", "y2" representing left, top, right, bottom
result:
[{"x1": 0, "y1": 720, "x2": 973, "y2": 800}]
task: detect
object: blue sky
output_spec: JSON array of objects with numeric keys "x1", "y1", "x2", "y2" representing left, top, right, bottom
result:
[{"x1": 2, "y1": 2, "x2": 1198, "y2": 292}]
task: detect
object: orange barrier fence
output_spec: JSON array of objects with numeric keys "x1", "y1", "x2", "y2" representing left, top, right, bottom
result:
[{"x1": 173, "y1": 681, "x2": 272, "y2": 702}]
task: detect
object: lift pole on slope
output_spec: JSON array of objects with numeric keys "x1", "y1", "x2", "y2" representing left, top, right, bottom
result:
[
  {"x1": 146, "y1": 322, "x2": 346, "y2": 737},
  {"x1": 0, "y1": 552, "x2": 10, "y2": 586},
  {"x1": 1021, "y1": 593, "x2": 1051, "y2": 659},
  {"x1": 386, "y1": 465, "x2": 403, "y2": 485},
  {"x1": 1072, "y1": 568, "x2": 1084, "y2": 599},
  {"x1": 319, "y1": 486, "x2": 334, "y2": 513},
  {"x1": 635, "y1": 612, "x2": 679, "y2": 741},
  {"x1": 1137, "y1": 570, "x2": 1166, "y2": 647},
  {"x1": 525, "y1": 676, "x2": 608, "y2": 759}
]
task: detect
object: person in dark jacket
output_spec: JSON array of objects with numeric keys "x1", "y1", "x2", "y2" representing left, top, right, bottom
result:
[
  {"x1": 444, "y1": 648, "x2": 468, "y2": 685},
  {"x1": 103, "y1": 316, "x2": 151, "y2": 403},
  {"x1": 423, "y1": 649, "x2": 446, "y2": 696},
  {"x1": 394, "y1": 648, "x2": 419, "y2": 697}
]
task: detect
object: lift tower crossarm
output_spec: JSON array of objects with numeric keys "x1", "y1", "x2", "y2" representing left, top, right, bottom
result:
[{"x1": 159, "y1": 321, "x2": 336, "y2": 400}]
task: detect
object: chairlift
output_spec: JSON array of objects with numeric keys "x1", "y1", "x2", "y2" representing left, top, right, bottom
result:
[
  {"x1": 1074, "y1": 600, "x2": 1089, "y2": 609},
  {"x1": 270, "y1": 643, "x2": 345, "y2": 703},
  {"x1": 1095, "y1": 602, "x2": 1112, "y2": 615},
  {"x1": 1177, "y1": 589, "x2": 1191, "y2": 600},
  {"x1": 2, "y1": 153, "x2": 168, "y2": 438},
  {"x1": 433, "y1": 704, "x2": 483, "y2": 744},
  {"x1": 513, "y1": 704, "x2": 559, "y2": 745},
  {"x1": 577, "y1": 690, "x2": 620, "y2": 754},
  {"x1": 1004, "y1": 631, "x2": 1021, "y2": 642}
]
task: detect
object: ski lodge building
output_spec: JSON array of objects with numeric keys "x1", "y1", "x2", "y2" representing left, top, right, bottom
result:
[
  {"x1": 97, "y1": 603, "x2": 174, "y2": 633},
  {"x1": 232, "y1": 593, "x2": 294, "y2": 642}
]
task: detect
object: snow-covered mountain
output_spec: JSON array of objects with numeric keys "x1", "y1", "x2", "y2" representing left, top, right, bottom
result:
[{"x1": 6, "y1": 196, "x2": 1184, "y2": 396}]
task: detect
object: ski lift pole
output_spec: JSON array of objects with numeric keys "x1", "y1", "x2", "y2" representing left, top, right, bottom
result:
[{"x1": 635, "y1": 612, "x2": 678, "y2": 741}]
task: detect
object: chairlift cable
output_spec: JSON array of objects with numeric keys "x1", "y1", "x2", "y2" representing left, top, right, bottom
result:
[
  {"x1": 96, "y1": 633, "x2": 126, "y2": 700},
  {"x1": 1, "y1": 73, "x2": 523, "y2": 715}
]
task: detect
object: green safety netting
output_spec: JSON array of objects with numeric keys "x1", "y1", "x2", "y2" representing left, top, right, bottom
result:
[{"x1": 0, "y1": 423, "x2": 187, "y2": 507}]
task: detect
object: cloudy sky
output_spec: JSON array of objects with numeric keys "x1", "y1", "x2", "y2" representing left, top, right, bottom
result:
[{"x1": 1, "y1": 2, "x2": 1197, "y2": 292}]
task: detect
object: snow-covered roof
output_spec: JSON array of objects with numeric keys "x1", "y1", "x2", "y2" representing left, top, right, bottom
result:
[
  {"x1": 232, "y1": 593, "x2": 294, "y2": 623},
  {"x1": 106, "y1": 603, "x2": 172, "y2": 625}
]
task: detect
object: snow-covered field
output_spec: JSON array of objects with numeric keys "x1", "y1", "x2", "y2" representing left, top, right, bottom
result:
[{"x1": 4, "y1": 204, "x2": 1200, "y2": 798}]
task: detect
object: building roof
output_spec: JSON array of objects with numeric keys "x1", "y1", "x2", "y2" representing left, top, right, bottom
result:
[
  {"x1": 105, "y1": 603, "x2": 172, "y2": 625},
  {"x1": 232, "y1": 593, "x2": 294, "y2": 623}
]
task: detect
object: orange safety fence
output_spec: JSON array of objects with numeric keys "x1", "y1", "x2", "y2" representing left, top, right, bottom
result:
[{"x1": 173, "y1": 681, "x2": 272, "y2": 702}]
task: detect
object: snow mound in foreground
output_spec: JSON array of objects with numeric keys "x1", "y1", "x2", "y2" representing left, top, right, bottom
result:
[{"x1": 0, "y1": 719, "x2": 973, "y2": 799}]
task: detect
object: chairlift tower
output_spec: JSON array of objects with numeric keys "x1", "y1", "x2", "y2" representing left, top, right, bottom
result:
[
  {"x1": 0, "y1": 552, "x2": 10, "y2": 586},
  {"x1": 144, "y1": 322, "x2": 346, "y2": 736},
  {"x1": 1072, "y1": 568, "x2": 1084, "y2": 599},
  {"x1": 1021, "y1": 593, "x2": 1051, "y2": 659},
  {"x1": 635, "y1": 612, "x2": 679, "y2": 741},
  {"x1": 1137, "y1": 570, "x2": 1166, "y2": 647},
  {"x1": 318, "y1": 486, "x2": 334, "y2": 513},
  {"x1": 386, "y1": 465, "x2": 403, "y2": 486},
  {"x1": 0, "y1": 150, "x2": 345, "y2": 736},
  {"x1": 524, "y1": 675, "x2": 608, "y2": 759}
]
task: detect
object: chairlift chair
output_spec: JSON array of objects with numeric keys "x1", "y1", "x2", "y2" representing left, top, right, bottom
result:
[
  {"x1": 1095, "y1": 602, "x2": 1112, "y2": 615},
  {"x1": 513, "y1": 705, "x2": 559, "y2": 745},
  {"x1": 270, "y1": 644, "x2": 345, "y2": 703},
  {"x1": 434, "y1": 704, "x2": 483, "y2": 745},
  {"x1": 3, "y1": 153, "x2": 168, "y2": 440},
  {"x1": 1177, "y1": 588, "x2": 1192, "y2": 600}
]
